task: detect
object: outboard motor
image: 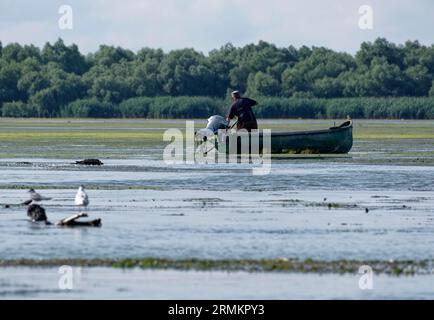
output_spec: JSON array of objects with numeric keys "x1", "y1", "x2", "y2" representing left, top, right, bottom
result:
[
  {"x1": 205, "y1": 115, "x2": 228, "y2": 134},
  {"x1": 196, "y1": 115, "x2": 228, "y2": 142}
]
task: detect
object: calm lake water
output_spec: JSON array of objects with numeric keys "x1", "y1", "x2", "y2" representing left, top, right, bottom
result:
[
  {"x1": 0, "y1": 119, "x2": 433, "y2": 299},
  {"x1": 2, "y1": 267, "x2": 434, "y2": 300}
]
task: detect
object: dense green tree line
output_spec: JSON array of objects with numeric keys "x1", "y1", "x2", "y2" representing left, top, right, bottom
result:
[
  {"x1": 1, "y1": 38, "x2": 434, "y2": 118},
  {"x1": 254, "y1": 97, "x2": 434, "y2": 119}
]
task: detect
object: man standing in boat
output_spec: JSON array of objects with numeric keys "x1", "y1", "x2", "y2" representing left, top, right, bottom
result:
[{"x1": 227, "y1": 91, "x2": 258, "y2": 132}]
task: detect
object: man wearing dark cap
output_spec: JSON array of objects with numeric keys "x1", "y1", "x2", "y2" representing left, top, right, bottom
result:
[{"x1": 227, "y1": 91, "x2": 258, "y2": 132}]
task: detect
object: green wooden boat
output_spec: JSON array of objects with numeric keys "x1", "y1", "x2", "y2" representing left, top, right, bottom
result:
[{"x1": 216, "y1": 120, "x2": 353, "y2": 154}]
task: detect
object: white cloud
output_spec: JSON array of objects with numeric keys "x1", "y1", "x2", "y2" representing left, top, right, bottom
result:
[{"x1": 0, "y1": 0, "x2": 433, "y2": 53}]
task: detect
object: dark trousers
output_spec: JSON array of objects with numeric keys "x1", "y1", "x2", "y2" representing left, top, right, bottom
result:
[{"x1": 237, "y1": 121, "x2": 258, "y2": 132}]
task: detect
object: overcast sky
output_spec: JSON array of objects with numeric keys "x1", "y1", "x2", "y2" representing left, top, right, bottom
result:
[{"x1": 0, "y1": 0, "x2": 433, "y2": 54}]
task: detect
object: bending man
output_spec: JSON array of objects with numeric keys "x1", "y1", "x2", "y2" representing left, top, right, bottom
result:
[{"x1": 227, "y1": 91, "x2": 258, "y2": 132}]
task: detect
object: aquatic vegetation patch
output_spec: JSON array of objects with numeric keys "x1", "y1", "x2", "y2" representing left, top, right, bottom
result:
[
  {"x1": 0, "y1": 184, "x2": 164, "y2": 191},
  {"x1": 1, "y1": 119, "x2": 434, "y2": 162},
  {"x1": 305, "y1": 202, "x2": 358, "y2": 209},
  {"x1": 0, "y1": 131, "x2": 164, "y2": 142},
  {"x1": 265, "y1": 199, "x2": 359, "y2": 209},
  {"x1": 0, "y1": 258, "x2": 432, "y2": 276}
]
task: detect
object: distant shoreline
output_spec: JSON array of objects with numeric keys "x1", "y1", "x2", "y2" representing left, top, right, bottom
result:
[{"x1": 2, "y1": 96, "x2": 434, "y2": 120}]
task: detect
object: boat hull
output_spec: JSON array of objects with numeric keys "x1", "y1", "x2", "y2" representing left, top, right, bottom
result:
[{"x1": 216, "y1": 121, "x2": 353, "y2": 154}]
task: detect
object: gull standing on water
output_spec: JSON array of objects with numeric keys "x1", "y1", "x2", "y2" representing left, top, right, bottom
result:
[
  {"x1": 75, "y1": 185, "x2": 89, "y2": 213},
  {"x1": 28, "y1": 188, "x2": 52, "y2": 203}
]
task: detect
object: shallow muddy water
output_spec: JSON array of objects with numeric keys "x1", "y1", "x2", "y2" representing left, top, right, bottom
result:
[
  {"x1": 0, "y1": 119, "x2": 433, "y2": 298},
  {"x1": 2, "y1": 267, "x2": 434, "y2": 300},
  {"x1": 1, "y1": 165, "x2": 434, "y2": 261}
]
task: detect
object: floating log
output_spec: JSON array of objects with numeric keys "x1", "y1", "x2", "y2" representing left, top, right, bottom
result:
[
  {"x1": 56, "y1": 213, "x2": 102, "y2": 227},
  {"x1": 57, "y1": 219, "x2": 102, "y2": 227},
  {"x1": 26, "y1": 206, "x2": 101, "y2": 227},
  {"x1": 75, "y1": 159, "x2": 104, "y2": 166}
]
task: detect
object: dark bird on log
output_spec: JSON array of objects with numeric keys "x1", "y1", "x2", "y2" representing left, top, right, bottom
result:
[
  {"x1": 27, "y1": 204, "x2": 48, "y2": 222},
  {"x1": 26, "y1": 207, "x2": 101, "y2": 227}
]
